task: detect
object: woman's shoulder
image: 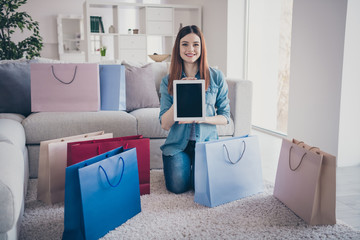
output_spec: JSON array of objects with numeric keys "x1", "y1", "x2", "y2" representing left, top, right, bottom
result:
[{"x1": 209, "y1": 67, "x2": 225, "y2": 85}]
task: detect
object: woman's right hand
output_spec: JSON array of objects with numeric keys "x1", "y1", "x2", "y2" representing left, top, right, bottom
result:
[{"x1": 161, "y1": 105, "x2": 175, "y2": 131}]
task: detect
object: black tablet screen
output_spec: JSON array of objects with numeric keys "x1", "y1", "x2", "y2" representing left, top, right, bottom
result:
[{"x1": 176, "y1": 83, "x2": 203, "y2": 117}]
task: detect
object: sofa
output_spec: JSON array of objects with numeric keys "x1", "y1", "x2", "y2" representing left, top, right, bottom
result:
[{"x1": 0, "y1": 58, "x2": 252, "y2": 240}]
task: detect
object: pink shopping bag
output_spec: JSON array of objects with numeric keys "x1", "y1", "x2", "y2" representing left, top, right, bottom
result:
[
  {"x1": 31, "y1": 63, "x2": 100, "y2": 112},
  {"x1": 273, "y1": 139, "x2": 336, "y2": 225},
  {"x1": 37, "y1": 131, "x2": 113, "y2": 204}
]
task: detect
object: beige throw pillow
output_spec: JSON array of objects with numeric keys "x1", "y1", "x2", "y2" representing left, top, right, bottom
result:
[{"x1": 125, "y1": 64, "x2": 160, "y2": 112}]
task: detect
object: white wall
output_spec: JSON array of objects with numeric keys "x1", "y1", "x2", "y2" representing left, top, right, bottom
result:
[
  {"x1": 227, "y1": 0, "x2": 247, "y2": 79},
  {"x1": 16, "y1": 0, "x2": 85, "y2": 60},
  {"x1": 338, "y1": 0, "x2": 360, "y2": 166},
  {"x1": 202, "y1": 0, "x2": 247, "y2": 78},
  {"x1": 201, "y1": 0, "x2": 228, "y2": 73},
  {"x1": 287, "y1": 0, "x2": 347, "y2": 164}
]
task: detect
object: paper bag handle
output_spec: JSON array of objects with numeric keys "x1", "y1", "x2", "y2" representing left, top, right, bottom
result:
[
  {"x1": 295, "y1": 140, "x2": 321, "y2": 154},
  {"x1": 51, "y1": 65, "x2": 78, "y2": 84},
  {"x1": 97, "y1": 143, "x2": 129, "y2": 155},
  {"x1": 308, "y1": 146, "x2": 321, "y2": 154},
  {"x1": 288, "y1": 146, "x2": 307, "y2": 171},
  {"x1": 98, "y1": 156, "x2": 125, "y2": 187},
  {"x1": 223, "y1": 140, "x2": 246, "y2": 164}
]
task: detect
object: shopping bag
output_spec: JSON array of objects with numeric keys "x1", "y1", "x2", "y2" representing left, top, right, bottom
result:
[
  {"x1": 37, "y1": 131, "x2": 113, "y2": 204},
  {"x1": 194, "y1": 135, "x2": 263, "y2": 207},
  {"x1": 67, "y1": 135, "x2": 150, "y2": 195},
  {"x1": 63, "y1": 147, "x2": 141, "y2": 240},
  {"x1": 273, "y1": 138, "x2": 336, "y2": 225},
  {"x1": 99, "y1": 64, "x2": 126, "y2": 111},
  {"x1": 31, "y1": 63, "x2": 100, "y2": 112}
]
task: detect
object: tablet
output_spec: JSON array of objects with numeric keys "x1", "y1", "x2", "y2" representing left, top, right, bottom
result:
[{"x1": 173, "y1": 79, "x2": 206, "y2": 121}]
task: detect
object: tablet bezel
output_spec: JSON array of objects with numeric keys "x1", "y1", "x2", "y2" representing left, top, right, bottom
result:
[{"x1": 173, "y1": 79, "x2": 206, "y2": 122}]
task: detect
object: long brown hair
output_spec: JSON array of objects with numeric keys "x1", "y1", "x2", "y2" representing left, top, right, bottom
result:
[{"x1": 168, "y1": 25, "x2": 210, "y2": 95}]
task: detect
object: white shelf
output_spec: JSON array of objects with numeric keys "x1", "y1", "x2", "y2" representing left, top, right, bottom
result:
[
  {"x1": 63, "y1": 38, "x2": 82, "y2": 41},
  {"x1": 83, "y1": 1, "x2": 202, "y2": 62},
  {"x1": 90, "y1": 33, "x2": 119, "y2": 36}
]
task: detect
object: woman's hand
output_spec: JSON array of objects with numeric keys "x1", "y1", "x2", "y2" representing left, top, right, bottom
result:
[
  {"x1": 161, "y1": 105, "x2": 175, "y2": 131},
  {"x1": 178, "y1": 115, "x2": 228, "y2": 125}
]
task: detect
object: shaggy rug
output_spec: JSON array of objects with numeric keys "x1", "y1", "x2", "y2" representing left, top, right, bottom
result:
[{"x1": 19, "y1": 170, "x2": 360, "y2": 240}]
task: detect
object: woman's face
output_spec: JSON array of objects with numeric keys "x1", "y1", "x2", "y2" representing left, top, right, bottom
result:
[{"x1": 179, "y1": 33, "x2": 201, "y2": 64}]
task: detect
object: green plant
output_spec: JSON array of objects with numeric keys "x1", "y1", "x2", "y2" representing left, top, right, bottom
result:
[
  {"x1": 0, "y1": 0, "x2": 43, "y2": 60},
  {"x1": 99, "y1": 46, "x2": 106, "y2": 56}
]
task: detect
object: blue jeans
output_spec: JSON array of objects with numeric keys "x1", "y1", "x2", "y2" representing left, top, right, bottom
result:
[{"x1": 162, "y1": 141, "x2": 195, "y2": 194}]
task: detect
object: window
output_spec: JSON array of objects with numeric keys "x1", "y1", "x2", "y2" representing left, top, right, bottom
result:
[{"x1": 247, "y1": 0, "x2": 293, "y2": 134}]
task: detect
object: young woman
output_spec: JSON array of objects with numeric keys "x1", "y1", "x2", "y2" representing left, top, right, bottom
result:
[{"x1": 159, "y1": 25, "x2": 230, "y2": 194}]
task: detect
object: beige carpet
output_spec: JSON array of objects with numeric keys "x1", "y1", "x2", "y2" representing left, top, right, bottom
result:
[{"x1": 20, "y1": 170, "x2": 360, "y2": 239}]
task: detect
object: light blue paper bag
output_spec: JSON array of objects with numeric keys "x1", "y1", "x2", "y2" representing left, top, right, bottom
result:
[
  {"x1": 194, "y1": 135, "x2": 263, "y2": 207},
  {"x1": 99, "y1": 64, "x2": 126, "y2": 111}
]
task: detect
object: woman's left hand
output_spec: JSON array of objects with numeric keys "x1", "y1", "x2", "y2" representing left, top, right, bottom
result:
[
  {"x1": 178, "y1": 118, "x2": 206, "y2": 125},
  {"x1": 178, "y1": 116, "x2": 227, "y2": 125},
  {"x1": 178, "y1": 120, "x2": 202, "y2": 124}
]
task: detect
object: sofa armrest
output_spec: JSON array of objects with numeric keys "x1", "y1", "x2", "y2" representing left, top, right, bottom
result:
[
  {"x1": 0, "y1": 143, "x2": 24, "y2": 235},
  {"x1": 226, "y1": 78, "x2": 253, "y2": 137},
  {"x1": 0, "y1": 119, "x2": 27, "y2": 238}
]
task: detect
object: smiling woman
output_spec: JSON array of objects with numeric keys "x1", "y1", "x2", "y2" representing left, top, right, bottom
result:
[{"x1": 159, "y1": 25, "x2": 230, "y2": 194}]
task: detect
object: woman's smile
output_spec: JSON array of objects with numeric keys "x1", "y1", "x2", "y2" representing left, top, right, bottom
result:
[{"x1": 180, "y1": 33, "x2": 201, "y2": 64}]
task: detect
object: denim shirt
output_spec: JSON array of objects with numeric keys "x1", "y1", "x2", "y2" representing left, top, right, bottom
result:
[{"x1": 159, "y1": 67, "x2": 230, "y2": 156}]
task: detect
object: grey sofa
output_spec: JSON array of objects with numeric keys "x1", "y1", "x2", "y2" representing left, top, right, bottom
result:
[
  {"x1": 0, "y1": 115, "x2": 29, "y2": 240},
  {"x1": 0, "y1": 61, "x2": 252, "y2": 240}
]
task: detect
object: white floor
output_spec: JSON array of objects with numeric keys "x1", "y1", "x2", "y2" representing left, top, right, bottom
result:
[{"x1": 253, "y1": 129, "x2": 360, "y2": 230}]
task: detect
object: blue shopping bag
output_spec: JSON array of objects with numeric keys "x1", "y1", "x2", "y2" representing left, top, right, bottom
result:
[
  {"x1": 99, "y1": 64, "x2": 126, "y2": 111},
  {"x1": 194, "y1": 135, "x2": 263, "y2": 207},
  {"x1": 79, "y1": 148, "x2": 141, "y2": 240},
  {"x1": 62, "y1": 147, "x2": 141, "y2": 240}
]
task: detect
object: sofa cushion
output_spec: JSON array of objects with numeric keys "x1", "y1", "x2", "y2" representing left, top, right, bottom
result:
[
  {"x1": 22, "y1": 111, "x2": 137, "y2": 144},
  {"x1": 0, "y1": 59, "x2": 32, "y2": 116},
  {"x1": 122, "y1": 61, "x2": 169, "y2": 97},
  {"x1": 0, "y1": 119, "x2": 26, "y2": 150},
  {"x1": 129, "y1": 108, "x2": 169, "y2": 138},
  {"x1": 130, "y1": 108, "x2": 235, "y2": 138},
  {"x1": 125, "y1": 64, "x2": 160, "y2": 112},
  {"x1": 149, "y1": 62, "x2": 169, "y2": 96}
]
